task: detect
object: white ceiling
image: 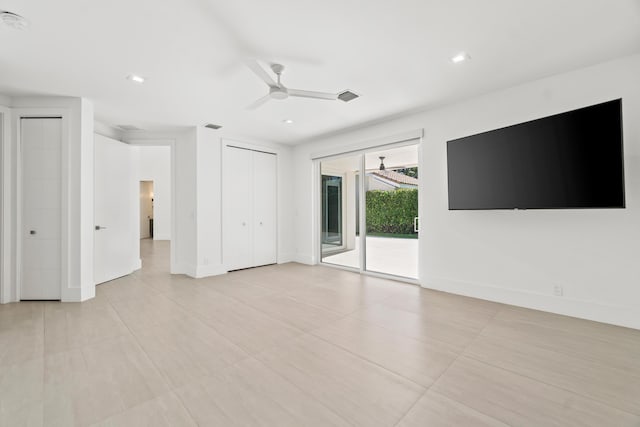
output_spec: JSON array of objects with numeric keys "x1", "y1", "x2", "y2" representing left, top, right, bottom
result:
[{"x1": 1, "y1": 0, "x2": 639, "y2": 144}]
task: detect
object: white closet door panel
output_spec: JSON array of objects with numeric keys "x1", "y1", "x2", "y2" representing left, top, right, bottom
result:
[
  {"x1": 223, "y1": 146, "x2": 253, "y2": 271},
  {"x1": 94, "y1": 135, "x2": 136, "y2": 284},
  {"x1": 21, "y1": 118, "x2": 62, "y2": 300},
  {"x1": 252, "y1": 151, "x2": 277, "y2": 266}
]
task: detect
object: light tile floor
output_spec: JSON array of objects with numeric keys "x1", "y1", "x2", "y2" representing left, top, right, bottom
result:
[{"x1": 1, "y1": 239, "x2": 639, "y2": 426}]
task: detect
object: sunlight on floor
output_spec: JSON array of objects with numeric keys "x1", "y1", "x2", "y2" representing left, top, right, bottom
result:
[{"x1": 322, "y1": 236, "x2": 418, "y2": 279}]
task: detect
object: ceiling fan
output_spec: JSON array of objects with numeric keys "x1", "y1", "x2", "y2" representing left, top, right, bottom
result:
[{"x1": 245, "y1": 60, "x2": 359, "y2": 109}]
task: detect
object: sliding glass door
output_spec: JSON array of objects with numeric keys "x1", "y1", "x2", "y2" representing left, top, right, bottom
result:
[
  {"x1": 364, "y1": 145, "x2": 419, "y2": 279},
  {"x1": 319, "y1": 143, "x2": 419, "y2": 280}
]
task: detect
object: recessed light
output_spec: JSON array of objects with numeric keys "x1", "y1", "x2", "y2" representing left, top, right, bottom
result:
[
  {"x1": 451, "y1": 52, "x2": 470, "y2": 64},
  {"x1": 126, "y1": 74, "x2": 145, "y2": 84},
  {"x1": 283, "y1": 119, "x2": 294, "y2": 124},
  {"x1": 1, "y1": 11, "x2": 29, "y2": 30}
]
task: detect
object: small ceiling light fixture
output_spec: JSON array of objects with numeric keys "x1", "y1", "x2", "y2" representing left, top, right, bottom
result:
[
  {"x1": 451, "y1": 52, "x2": 470, "y2": 64},
  {"x1": 282, "y1": 119, "x2": 294, "y2": 124},
  {"x1": 126, "y1": 74, "x2": 145, "y2": 84},
  {"x1": 1, "y1": 11, "x2": 30, "y2": 30}
]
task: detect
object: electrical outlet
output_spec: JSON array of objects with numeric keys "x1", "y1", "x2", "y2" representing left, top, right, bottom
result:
[{"x1": 553, "y1": 285, "x2": 563, "y2": 297}]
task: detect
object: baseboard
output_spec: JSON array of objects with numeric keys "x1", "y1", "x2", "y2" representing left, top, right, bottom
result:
[
  {"x1": 293, "y1": 253, "x2": 315, "y2": 265},
  {"x1": 171, "y1": 262, "x2": 195, "y2": 277},
  {"x1": 153, "y1": 234, "x2": 170, "y2": 241},
  {"x1": 193, "y1": 264, "x2": 227, "y2": 278},
  {"x1": 423, "y1": 276, "x2": 640, "y2": 330},
  {"x1": 61, "y1": 286, "x2": 82, "y2": 302},
  {"x1": 277, "y1": 252, "x2": 296, "y2": 264},
  {"x1": 133, "y1": 258, "x2": 142, "y2": 271}
]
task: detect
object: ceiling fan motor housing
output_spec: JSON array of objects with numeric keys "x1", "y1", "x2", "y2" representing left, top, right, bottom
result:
[{"x1": 269, "y1": 86, "x2": 288, "y2": 100}]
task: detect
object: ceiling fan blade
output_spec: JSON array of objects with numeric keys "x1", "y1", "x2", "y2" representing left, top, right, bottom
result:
[
  {"x1": 288, "y1": 88, "x2": 337, "y2": 101},
  {"x1": 245, "y1": 59, "x2": 277, "y2": 88},
  {"x1": 246, "y1": 94, "x2": 272, "y2": 110}
]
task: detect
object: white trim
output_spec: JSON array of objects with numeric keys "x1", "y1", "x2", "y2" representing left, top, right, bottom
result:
[
  {"x1": 0, "y1": 106, "x2": 11, "y2": 303},
  {"x1": 194, "y1": 264, "x2": 227, "y2": 278},
  {"x1": 221, "y1": 138, "x2": 279, "y2": 155},
  {"x1": 358, "y1": 154, "x2": 366, "y2": 272},
  {"x1": 310, "y1": 129, "x2": 423, "y2": 160},
  {"x1": 423, "y1": 275, "x2": 640, "y2": 330}
]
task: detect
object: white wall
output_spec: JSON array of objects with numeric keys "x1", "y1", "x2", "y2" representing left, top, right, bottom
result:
[
  {"x1": 293, "y1": 54, "x2": 640, "y2": 329},
  {"x1": 138, "y1": 146, "x2": 171, "y2": 240},
  {"x1": 195, "y1": 127, "x2": 224, "y2": 277},
  {"x1": 173, "y1": 129, "x2": 198, "y2": 275}
]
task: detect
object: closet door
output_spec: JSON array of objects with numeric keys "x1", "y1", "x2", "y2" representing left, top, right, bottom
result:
[
  {"x1": 223, "y1": 146, "x2": 253, "y2": 270},
  {"x1": 21, "y1": 118, "x2": 62, "y2": 300},
  {"x1": 252, "y1": 151, "x2": 277, "y2": 266}
]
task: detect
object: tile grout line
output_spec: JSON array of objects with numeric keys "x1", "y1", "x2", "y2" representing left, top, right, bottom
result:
[
  {"x1": 392, "y1": 302, "x2": 506, "y2": 426},
  {"x1": 460, "y1": 349, "x2": 640, "y2": 418},
  {"x1": 458, "y1": 304, "x2": 640, "y2": 419},
  {"x1": 103, "y1": 279, "x2": 202, "y2": 427}
]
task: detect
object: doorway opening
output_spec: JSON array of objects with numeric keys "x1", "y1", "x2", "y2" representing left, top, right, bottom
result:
[
  {"x1": 320, "y1": 143, "x2": 419, "y2": 280},
  {"x1": 135, "y1": 144, "x2": 172, "y2": 274},
  {"x1": 140, "y1": 181, "x2": 154, "y2": 239}
]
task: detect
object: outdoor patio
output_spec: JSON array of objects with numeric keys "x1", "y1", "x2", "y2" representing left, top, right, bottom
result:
[{"x1": 322, "y1": 236, "x2": 418, "y2": 279}]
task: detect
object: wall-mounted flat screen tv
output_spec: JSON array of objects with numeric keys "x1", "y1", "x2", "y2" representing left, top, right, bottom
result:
[{"x1": 447, "y1": 99, "x2": 624, "y2": 210}]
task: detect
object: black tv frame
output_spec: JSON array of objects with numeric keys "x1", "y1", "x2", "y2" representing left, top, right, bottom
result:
[{"x1": 446, "y1": 99, "x2": 625, "y2": 211}]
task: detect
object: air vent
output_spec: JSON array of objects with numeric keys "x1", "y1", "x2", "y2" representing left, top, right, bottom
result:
[
  {"x1": 204, "y1": 123, "x2": 222, "y2": 130},
  {"x1": 1, "y1": 11, "x2": 29, "y2": 30},
  {"x1": 337, "y1": 90, "x2": 359, "y2": 102},
  {"x1": 117, "y1": 125, "x2": 142, "y2": 131}
]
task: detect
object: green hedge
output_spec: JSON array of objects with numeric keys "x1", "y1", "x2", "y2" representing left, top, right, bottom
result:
[{"x1": 366, "y1": 189, "x2": 418, "y2": 235}]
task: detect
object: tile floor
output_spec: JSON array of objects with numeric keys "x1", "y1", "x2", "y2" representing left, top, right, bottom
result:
[{"x1": 1, "y1": 239, "x2": 639, "y2": 426}]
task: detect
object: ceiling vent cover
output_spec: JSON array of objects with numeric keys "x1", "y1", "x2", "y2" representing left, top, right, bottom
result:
[
  {"x1": 204, "y1": 123, "x2": 222, "y2": 130},
  {"x1": 337, "y1": 90, "x2": 359, "y2": 102},
  {"x1": 1, "y1": 11, "x2": 29, "y2": 30}
]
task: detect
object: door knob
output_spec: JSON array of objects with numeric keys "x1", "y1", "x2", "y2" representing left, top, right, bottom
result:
[
  {"x1": 95, "y1": 225, "x2": 107, "y2": 230},
  {"x1": 29, "y1": 230, "x2": 36, "y2": 235}
]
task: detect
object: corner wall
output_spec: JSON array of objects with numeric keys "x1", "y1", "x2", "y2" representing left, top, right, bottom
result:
[{"x1": 292, "y1": 53, "x2": 640, "y2": 329}]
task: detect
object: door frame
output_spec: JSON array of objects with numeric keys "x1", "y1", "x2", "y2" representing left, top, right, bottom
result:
[
  {"x1": 0, "y1": 106, "x2": 11, "y2": 303},
  {"x1": 15, "y1": 111, "x2": 69, "y2": 300},
  {"x1": 320, "y1": 171, "x2": 346, "y2": 253},
  {"x1": 126, "y1": 139, "x2": 177, "y2": 273},
  {"x1": 313, "y1": 134, "x2": 423, "y2": 284}
]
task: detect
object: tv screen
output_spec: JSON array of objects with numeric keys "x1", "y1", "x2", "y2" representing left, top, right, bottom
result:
[{"x1": 447, "y1": 99, "x2": 624, "y2": 210}]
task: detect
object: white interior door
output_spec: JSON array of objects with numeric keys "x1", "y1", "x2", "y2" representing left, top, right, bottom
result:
[
  {"x1": 252, "y1": 151, "x2": 277, "y2": 266},
  {"x1": 94, "y1": 134, "x2": 137, "y2": 284},
  {"x1": 222, "y1": 146, "x2": 253, "y2": 271},
  {"x1": 21, "y1": 118, "x2": 62, "y2": 300}
]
